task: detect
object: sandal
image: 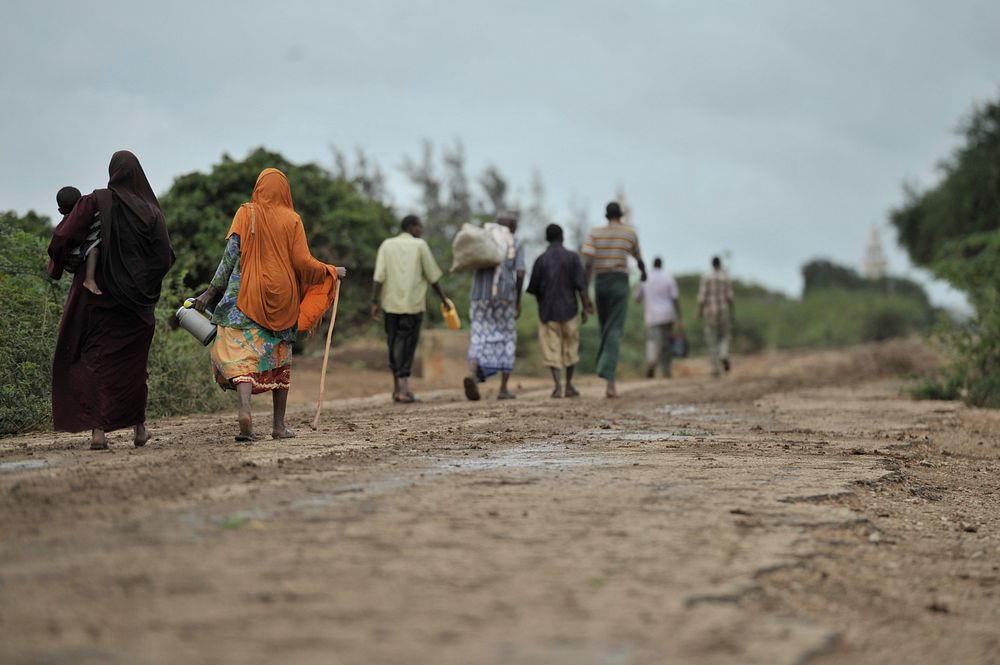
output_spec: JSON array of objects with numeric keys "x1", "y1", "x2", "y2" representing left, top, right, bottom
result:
[
  {"x1": 565, "y1": 386, "x2": 580, "y2": 398},
  {"x1": 271, "y1": 427, "x2": 296, "y2": 440},
  {"x1": 89, "y1": 439, "x2": 109, "y2": 451},
  {"x1": 234, "y1": 432, "x2": 259, "y2": 442}
]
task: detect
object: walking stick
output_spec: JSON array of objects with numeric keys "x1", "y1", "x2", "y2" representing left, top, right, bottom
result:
[{"x1": 311, "y1": 280, "x2": 342, "y2": 430}]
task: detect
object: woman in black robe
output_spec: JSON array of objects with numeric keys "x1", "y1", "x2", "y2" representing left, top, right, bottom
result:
[{"x1": 47, "y1": 151, "x2": 175, "y2": 450}]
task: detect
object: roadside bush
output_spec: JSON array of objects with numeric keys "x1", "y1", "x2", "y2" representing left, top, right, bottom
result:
[
  {"x1": 0, "y1": 221, "x2": 65, "y2": 436},
  {"x1": 861, "y1": 304, "x2": 915, "y2": 342},
  {"x1": 0, "y1": 212, "x2": 228, "y2": 437}
]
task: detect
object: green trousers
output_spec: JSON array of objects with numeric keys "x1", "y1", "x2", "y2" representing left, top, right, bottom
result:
[{"x1": 595, "y1": 272, "x2": 630, "y2": 381}]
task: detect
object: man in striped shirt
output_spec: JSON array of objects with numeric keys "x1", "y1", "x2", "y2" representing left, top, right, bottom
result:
[
  {"x1": 697, "y1": 256, "x2": 735, "y2": 377},
  {"x1": 582, "y1": 201, "x2": 647, "y2": 398}
]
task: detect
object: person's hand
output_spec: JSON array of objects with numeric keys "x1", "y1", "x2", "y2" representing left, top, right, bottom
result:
[
  {"x1": 370, "y1": 303, "x2": 380, "y2": 321},
  {"x1": 442, "y1": 297, "x2": 453, "y2": 311},
  {"x1": 336, "y1": 266, "x2": 347, "y2": 279},
  {"x1": 586, "y1": 301, "x2": 595, "y2": 316},
  {"x1": 192, "y1": 291, "x2": 213, "y2": 313},
  {"x1": 581, "y1": 309, "x2": 589, "y2": 325},
  {"x1": 640, "y1": 269, "x2": 648, "y2": 282},
  {"x1": 516, "y1": 302, "x2": 522, "y2": 319}
]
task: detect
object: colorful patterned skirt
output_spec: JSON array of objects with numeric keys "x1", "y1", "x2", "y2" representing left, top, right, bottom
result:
[
  {"x1": 468, "y1": 299, "x2": 517, "y2": 381},
  {"x1": 211, "y1": 325, "x2": 292, "y2": 393}
]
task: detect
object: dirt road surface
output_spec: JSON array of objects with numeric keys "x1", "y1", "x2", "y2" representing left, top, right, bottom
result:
[{"x1": 2, "y1": 341, "x2": 998, "y2": 665}]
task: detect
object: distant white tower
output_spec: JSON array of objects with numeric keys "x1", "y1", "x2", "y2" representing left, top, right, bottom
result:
[{"x1": 862, "y1": 226, "x2": 888, "y2": 279}]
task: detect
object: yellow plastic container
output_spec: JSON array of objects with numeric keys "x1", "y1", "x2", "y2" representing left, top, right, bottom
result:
[{"x1": 441, "y1": 299, "x2": 461, "y2": 330}]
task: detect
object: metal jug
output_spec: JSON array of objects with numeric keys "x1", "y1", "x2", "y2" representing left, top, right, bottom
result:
[{"x1": 175, "y1": 299, "x2": 217, "y2": 346}]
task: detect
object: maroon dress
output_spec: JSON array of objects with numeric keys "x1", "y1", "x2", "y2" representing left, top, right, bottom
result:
[{"x1": 47, "y1": 152, "x2": 174, "y2": 433}]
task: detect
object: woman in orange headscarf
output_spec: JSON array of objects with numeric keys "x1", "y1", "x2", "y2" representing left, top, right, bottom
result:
[{"x1": 193, "y1": 168, "x2": 345, "y2": 441}]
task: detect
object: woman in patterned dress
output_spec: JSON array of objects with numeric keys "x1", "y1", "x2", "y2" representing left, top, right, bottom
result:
[{"x1": 193, "y1": 168, "x2": 345, "y2": 441}]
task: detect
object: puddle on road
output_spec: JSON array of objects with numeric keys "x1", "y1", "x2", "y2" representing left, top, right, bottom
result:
[
  {"x1": 659, "y1": 403, "x2": 748, "y2": 423},
  {"x1": 439, "y1": 444, "x2": 607, "y2": 471},
  {"x1": 589, "y1": 430, "x2": 706, "y2": 442},
  {"x1": 0, "y1": 460, "x2": 48, "y2": 473}
]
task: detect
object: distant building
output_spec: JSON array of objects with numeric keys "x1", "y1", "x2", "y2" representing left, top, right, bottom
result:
[{"x1": 862, "y1": 226, "x2": 888, "y2": 280}]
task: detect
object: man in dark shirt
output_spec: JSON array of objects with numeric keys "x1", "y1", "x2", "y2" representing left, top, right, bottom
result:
[{"x1": 526, "y1": 224, "x2": 593, "y2": 398}]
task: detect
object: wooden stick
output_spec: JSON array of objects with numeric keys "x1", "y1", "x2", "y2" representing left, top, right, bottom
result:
[{"x1": 311, "y1": 280, "x2": 342, "y2": 430}]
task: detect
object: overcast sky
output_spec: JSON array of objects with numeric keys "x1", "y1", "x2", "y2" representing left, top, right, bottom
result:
[{"x1": 3, "y1": 1, "x2": 998, "y2": 306}]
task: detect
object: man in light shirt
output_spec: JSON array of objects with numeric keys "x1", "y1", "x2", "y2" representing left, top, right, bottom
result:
[
  {"x1": 635, "y1": 257, "x2": 683, "y2": 378},
  {"x1": 697, "y1": 256, "x2": 735, "y2": 377},
  {"x1": 372, "y1": 214, "x2": 452, "y2": 403}
]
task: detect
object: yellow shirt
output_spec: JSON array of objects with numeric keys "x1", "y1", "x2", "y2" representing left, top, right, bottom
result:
[{"x1": 373, "y1": 233, "x2": 444, "y2": 314}]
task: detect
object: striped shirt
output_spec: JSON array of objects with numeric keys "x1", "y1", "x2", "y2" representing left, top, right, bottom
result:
[
  {"x1": 697, "y1": 269, "x2": 733, "y2": 322},
  {"x1": 581, "y1": 223, "x2": 641, "y2": 275}
]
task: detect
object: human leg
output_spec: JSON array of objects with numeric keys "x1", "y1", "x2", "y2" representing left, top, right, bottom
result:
[
  {"x1": 705, "y1": 320, "x2": 721, "y2": 377},
  {"x1": 271, "y1": 388, "x2": 295, "y2": 438},
  {"x1": 661, "y1": 322, "x2": 674, "y2": 378},
  {"x1": 236, "y1": 382, "x2": 254, "y2": 439},
  {"x1": 645, "y1": 324, "x2": 662, "y2": 378},
  {"x1": 549, "y1": 367, "x2": 562, "y2": 397},
  {"x1": 595, "y1": 273, "x2": 629, "y2": 394},
  {"x1": 384, "y1": 313, "x2": 403, "y2": 398},
  {"x1": 396, "y1": 314, "x2": 422, "y2": 400},
  {"x1": 83, "y1": 247, "x2": 102, "y2": 295},
  {"x1": 719, "y1": 317, "x2": 731, "y2": 372}
]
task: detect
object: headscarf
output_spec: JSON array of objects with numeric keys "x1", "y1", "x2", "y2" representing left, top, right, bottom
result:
[
  {"x1": 95, "y1": 150, "x2": 175, "y2": 313},
  {"x1": 227, "y1": 168, "x2": 337, "y2": 332}
]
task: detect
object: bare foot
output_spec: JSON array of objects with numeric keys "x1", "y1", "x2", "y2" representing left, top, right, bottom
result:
[
  {"x1": 236, "y1": 411, "x2": 254, "y2": 442},
  {"x1": 550, "y1": 386, "x2": 563, "y2": 398},
  {"x1": 497, "y1": 390, "x2": 517, "y2": 400},
  {"x1": 133, "y1": 424, "x2": 151, "y2": 447},
  {"x1": 90, "y1": 429, "x2": 108, "y2": 450},
  {"x1": 272, "y1": 426, "x2": 296, "y2": 440},
  {"x1": 565, "y1": 385, "x2": 580, "y2": 398},
  {"x1": 83, "y1": 279, "x2": 102, "y2": 295},
  {"x1": 463, "y1": 377, "x2": 481, "y2": 401}
]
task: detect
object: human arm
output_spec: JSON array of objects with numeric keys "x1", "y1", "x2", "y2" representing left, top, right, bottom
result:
[
  {"x1": 371, "y1": 241, "x2": 387, "y2": 320},
  {"x1": 193, "y1": 234, "x2": 240, "y2": 312},
  {"x1": 291, "y1": 217, "x2": 341, "y2": 286},
  {"x1": 726, "y1": 276, "x2": 735, "y2": 320},
  {"x1": 631, "y1": 232, "x2": 647, "y2": 282},
  {"x1": 47, "y1": 193, "x2": 98, "y2": 278},
  {"x1": 371, "y1": 281, "x2": 383, "y2": 320},
  {"x1": 419, "y1": 240, "x2": 449, "y2": 308},
  {"x1": 431, "y1": 282, "x2": 451, "y2": 308},
  {"x1": 514, "y1": 241, "x2": 526, "y2": 318},
  {"x1": 696, "y1": 277, "x2": 706, "y2": 320}
]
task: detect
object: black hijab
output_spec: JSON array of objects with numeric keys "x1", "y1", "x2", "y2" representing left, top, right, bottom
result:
[{"x1": 95, "y1": 151, "x2": 175, "y2": 313}]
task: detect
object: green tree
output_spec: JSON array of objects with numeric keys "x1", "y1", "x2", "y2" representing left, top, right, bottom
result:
[
  {"x1": 159, "y1": 147, "x2": 399, "y2": 331},
  {"x1": 890, "y1": 93, "x2": 1000, "y2": 406}
]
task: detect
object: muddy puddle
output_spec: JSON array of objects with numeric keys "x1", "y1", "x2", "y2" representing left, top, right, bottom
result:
[{"x1": 0, "y1": 459, "x2": 48, "y2": 473}]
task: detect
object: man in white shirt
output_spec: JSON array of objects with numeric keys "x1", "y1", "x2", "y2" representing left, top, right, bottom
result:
[{"x1": 635, "y1": 257, "x2": 683, "y2": 378}]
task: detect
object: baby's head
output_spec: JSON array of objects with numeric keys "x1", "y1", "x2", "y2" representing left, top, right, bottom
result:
[{"x1": 56, "y1": 186, "x2": 82, "y2": 215}]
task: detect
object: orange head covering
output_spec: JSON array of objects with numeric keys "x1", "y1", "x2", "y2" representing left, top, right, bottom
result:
[{"x1": 227, "y1": 168, "x2": 338, "y2": 332}]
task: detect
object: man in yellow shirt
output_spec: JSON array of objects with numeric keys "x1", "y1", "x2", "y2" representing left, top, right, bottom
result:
[{"x1": 372, "y1": 215, "x2": 452, "y2": 402}]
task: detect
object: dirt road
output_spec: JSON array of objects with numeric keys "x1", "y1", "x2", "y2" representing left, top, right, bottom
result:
[{"x1": 1, "y1": 341, "x2": 998, "y2": 665}]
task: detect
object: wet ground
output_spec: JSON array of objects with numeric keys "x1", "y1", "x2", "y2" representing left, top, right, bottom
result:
[{"x1": 1, "y1": 340, "x2": 998, "y2": 664}]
